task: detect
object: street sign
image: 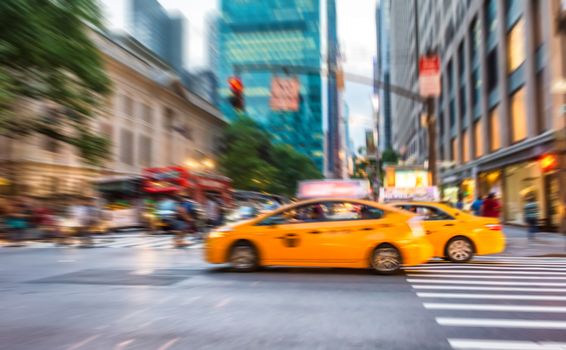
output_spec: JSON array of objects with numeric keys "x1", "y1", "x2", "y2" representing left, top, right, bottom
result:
[
  {"x1": 419, "y1": 55, "x2": 441, "y2": 97},
  {"x1": 270, "y1": 77, "x2": 300, "y2": 111}
]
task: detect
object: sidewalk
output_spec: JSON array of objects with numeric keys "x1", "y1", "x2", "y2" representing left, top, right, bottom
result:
[{"x1": 502, "y1": 226, "x2": 566, "y2": 257}]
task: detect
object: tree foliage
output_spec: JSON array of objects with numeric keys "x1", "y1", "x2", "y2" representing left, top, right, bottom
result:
[
  {"x1": 0, "y1": 0, "x2": 112, "y2": 165},
  {"x1": 219, "y1": 115, "x2": 322, "y2": 197}
]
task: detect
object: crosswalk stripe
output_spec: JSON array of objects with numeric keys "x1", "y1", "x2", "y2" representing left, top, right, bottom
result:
[
  {"x1": 413, "y1": 285, "x2": 566, "y2": 293},
  {"x1": 407, "y1": 274, "x2": 566, "y2": 280},
  {"x1": 437, "y1": 318, "x2": 566, "y2": 329},
  {"x1": 425, "y1": 260, "x2": 566, "y2": 266},
  {"x1": 407, "y1": 265, "x2": 566, "y2": 271},
  {"x1": 406, "y1": 269, "x2": 566, "y2": 275},
  {"x1": 408, "y1": 279, "x2": 566, "y2": 286},
  {"x1": 424, "y1": 303, "x2": 566, "y2": 313},
  {"x1": 448, "y1": 338, "x2": 566, "y2": 349},
  {"x1": 417, "y1": 293, "x2": 566, "y2": 301}
]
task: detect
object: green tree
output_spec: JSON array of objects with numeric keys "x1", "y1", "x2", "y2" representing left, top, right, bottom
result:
[
  {"x1": 219, "y1": 115, "x2": 322, "y2": 197},
  {"x1": 0, "y1": 0, "x2": 112, "y2": 165},
  {"x1": 381, "y1": 148, "x2": 400, "y2": 164}
]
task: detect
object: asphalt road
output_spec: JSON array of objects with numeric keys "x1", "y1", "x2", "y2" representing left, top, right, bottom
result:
[{"x1": 1, "y1": 234, "x2": 566, "y2": 350}]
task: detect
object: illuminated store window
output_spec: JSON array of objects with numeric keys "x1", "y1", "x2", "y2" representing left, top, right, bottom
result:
[
  {"x1": 489, "y1": 107, "x2": 501, "y2": 151},
  {"x1": 507, "y1": 18, "x2": 525, "y2": 72},
  {"x1": 511, "y1": 87, "x2": 527, "y2": 143},
  {"x1": 473, "y1": 119, "x2": 483, "y2": 158}
]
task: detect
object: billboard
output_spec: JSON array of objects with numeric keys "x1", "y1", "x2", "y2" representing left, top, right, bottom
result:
[
  {"x1": 418, "y1": 55, "x2": 441, "y2": 97},
  {"x1": 365, "y1": 130, "x2": 376, "y2": 154},
  {"x1": 270, "y1": 77, "x2": 300, "y2": 111}
]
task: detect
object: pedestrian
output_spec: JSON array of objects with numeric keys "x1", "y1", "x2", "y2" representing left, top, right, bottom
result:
[
  {"x1": 455, "y1": 194, "x2": 465, "y2": 210},
  {"x1": 470, "y1": 195, "x2": 484, "y2": 216},
  {"x1": 206, "y1": 195, "x2": 220, "y2": 228},
  {"x1": 70, "y1": 198, "x2": 101, "y2": 247},
  {"x1": 4, "y1": 198, "x2": 30, "y2": 247},
  {"x1": 173, "y1": 192, "x2": 198, "y2": 247},
  {"x1": 523, "y1": 193, "x2": 539, "y2": 240},
  {"x1": 482, "y1": 192, "x2": 501, "y2": 218},
  {"x1": 34, "y1": 200, "x2": 57, "y2": 239}
]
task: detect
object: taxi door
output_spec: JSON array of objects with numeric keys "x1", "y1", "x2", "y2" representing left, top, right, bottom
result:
[{"x1": 409, "y1": 205, "x2": 457, "y2": 256}]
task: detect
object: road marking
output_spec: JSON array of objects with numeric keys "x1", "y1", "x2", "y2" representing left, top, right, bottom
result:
[
  {"x1": 406, "y1": 269, "x2": 566, "y2": 275},
  {"x1": 114, "y1": 339, "x2": 135, "y2": 350},
  {"x1": 407, "y1": 279, "x2": 566, "y2": 286},
  {"x1": 424, "y1": 303, "x2": 566, "y2": 313},
  {"x1": 67, "y1": 335, "x2": 101, "y2": 350},
  {"x1": 407, "y1": 265, "x2": 566, "y2": 271},
  {"x1": 417, "y1": 292, "x2": 566, "y2": 301},
  {"x1": 449, "y1": 338, "x2": 566, "y2": 349},
  {"x1": 412, "y1": 285, "x2": 566, "y2": 292},
  {"x1": 215, "y1": 297, "x2": 232, "y2": 308},
  {"x1": 408, "y1": 274, "x2": 566, "y2": 280},
  {"x1": 157, "y1": 338, "x2": 180, "y2": 350},
  {"x1": 437, "y1": 317, "x2": 566, "y2": 329}
]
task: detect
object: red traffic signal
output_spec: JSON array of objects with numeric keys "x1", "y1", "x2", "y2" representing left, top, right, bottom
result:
[
  {"x1": 228, "y1": 77, "x2": 243, "y2": 93},
  {"x1": 228, "y1": 76, "x2": 244, "y2": 110},
  {"x1": 540, "y1": 154, "x2": 557, "y2": 172}
]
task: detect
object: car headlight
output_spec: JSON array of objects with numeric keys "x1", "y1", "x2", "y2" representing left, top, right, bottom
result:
[{"x1": 408, "y1": 216, "x2": 425, "y2": 238}]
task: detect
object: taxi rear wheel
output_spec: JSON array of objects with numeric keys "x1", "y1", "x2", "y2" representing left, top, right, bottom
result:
[
  {"x1": 370, "y1": 244, "x2": 402, "y2": 275},
  {"x1": 445, "y1": 236, "x2": 474, "y2": 262},
  {"x1": 229, "y1": 242, "x2": 258, "y2": 272}
]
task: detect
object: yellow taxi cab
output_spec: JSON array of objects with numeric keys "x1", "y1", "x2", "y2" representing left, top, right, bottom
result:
[
  {"x1": 206, "y1": 198, "x2": 433, "y2": 274},
  {"x1": 390, "y1": 202, "x2": 505, "y2": 262}
]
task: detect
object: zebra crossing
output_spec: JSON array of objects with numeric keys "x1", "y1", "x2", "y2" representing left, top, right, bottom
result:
[
  {"x1": 405, "y1": 256, "x2": 566, "y2": 350},
  {"x1": 0, "y1": 233, "x2": 203, "y2": 249}
]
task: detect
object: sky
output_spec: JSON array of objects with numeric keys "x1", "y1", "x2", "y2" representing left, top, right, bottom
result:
[{"x1": 100, "y1": 0, "x2": 376, "y2": 151}]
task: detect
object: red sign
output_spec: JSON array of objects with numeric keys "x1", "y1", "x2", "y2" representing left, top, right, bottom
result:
[
  {"x1": 297, "y1": 180, "x2": 371, "y2": 199},
  {"x1": 270, "y1": 77, "x2": 300, "y2": 111},
  {"x1": 419, "y1": 55, "x2": 441, "y2": 97},
  {"x1": 143, "y1": 167, "x2": 189, "y2": 193}
]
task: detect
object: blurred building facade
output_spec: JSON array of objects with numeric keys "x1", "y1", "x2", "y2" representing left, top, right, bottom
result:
[
  {"x1": 216, "y1": 0, "x2": 324, "y2": 170},
  {"x1": 0, "y1": 30, "x2": 225, "y2": 199},
  {"x1": 390, "y1": 0, "x2": 566, "y2": 231},
  {"x1": 375, "y1": 0, "x2": 393, "y2": 152},
  {"x1": 389, "y1": 0, "x2": 424, "y2": 165},
  {"x1": 129, "y1": 0, "x2": 186, "y2": 73}
]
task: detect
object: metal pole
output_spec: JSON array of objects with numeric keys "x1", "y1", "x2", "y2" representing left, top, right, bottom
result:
[{"x1": 426, "y1": 97, "x2": 437, "y2": 186}]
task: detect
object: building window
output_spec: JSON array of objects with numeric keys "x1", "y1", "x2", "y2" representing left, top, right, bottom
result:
[
  {"x1": 532, "y1": 0, "x2": 543, "y2": 48},
  {"x1": 486, "y1": 49, "x2": 498, "y2": 92},
  {"x1": 142, "y1": 104, "x2": 153, "y2": 125},
  {"x1": 535, "y1": 70, "x2": 546, "y2": 134},
  {"x1": 43, "y1": 137, "x2": 59, "y2": 153},
  {"x1": 120, "y1": 129, "x2": 134, "y2": 165},
  {"x1": 473, "y1": 119, "x2": 483, "y2": 158},
  {"x1": 449, "y1": 100, "x2": 456, "y2": 131},
  {"x1": 462, "y1": 130, "x2": 470, "y2": 163},
  {"x1": 164, "y1": 107, "x2": 175, "y2": 131},
  {"x1": 507, "y1": 18, "x2": 525, "y2": 73},
  {"x1": 123, "y1": 95, "x2": 133, "y2": 117},
  {"x1": 485, "y1": 0, "x2": 498, "y2": 43},
  {"x1": 450, "y1": 137, "x2": 459, "y2": 163},
  {"x1": 471, "y1": 68, "x2": 481, "y2": 108},
  {"x1": 459, "y1": 86, "x2": 467, "y2": 124},
  {"x1": 139, "y1": 135, "x2": 152, "y2": 167},
  {"x1": 510, "y1": 87, "x2": 527, "y2": 143},
  {"x1": 470, "y1": 17, "x2": 480, "y2": 65},
  {"x1": 489, "y1": 107, "x2": 501, "y2": 151}
]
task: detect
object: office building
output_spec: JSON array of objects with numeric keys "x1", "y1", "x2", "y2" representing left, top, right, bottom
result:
[
  {"x1": 129, "y1": 0, "x2": 186, "y2": 73},
  {"x1": 217, "y1": 0, "x2": 324, "y2": 170},
  {"x1": 375, "y1": 0, "x2": 393, "y2": 152},
  {"x1": 391, "y1": 0, "x2": 566, "y2": 231}
]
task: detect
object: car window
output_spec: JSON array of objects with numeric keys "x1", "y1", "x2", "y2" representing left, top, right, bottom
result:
[
  {"x1": 257, "y1": 201, "x2": 384, "y2": 225},
  {"x1": 411, "y1": 206, "x2": 454, "y2": 221}
]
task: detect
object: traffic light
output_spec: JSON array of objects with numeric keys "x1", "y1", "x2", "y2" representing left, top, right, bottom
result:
[
  {"x1": 540, "y1": 154, "x2": 557, "y2": 172},
  {"x1": 228, "y1": 76, "x2": 244, "y2": 111}
]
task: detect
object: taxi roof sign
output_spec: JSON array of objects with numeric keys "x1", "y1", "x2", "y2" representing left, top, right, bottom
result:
[{"x1": 297, "y1": 180, "x2": 371, "y2": 199}]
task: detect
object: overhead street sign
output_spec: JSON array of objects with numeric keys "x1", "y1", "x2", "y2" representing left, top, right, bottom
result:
[{"x1": 419, "y1": 55, "x2": 441, "y2": 97}]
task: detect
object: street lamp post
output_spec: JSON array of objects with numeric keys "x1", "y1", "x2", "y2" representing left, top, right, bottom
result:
[{"x1": 371, "y1": 94, "x2": 381, "y2": 199}]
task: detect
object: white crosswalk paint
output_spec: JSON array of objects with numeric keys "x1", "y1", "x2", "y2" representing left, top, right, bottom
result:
[
  {"x1": 417, "y1": 292, "x2": 566, "y2": 301},
  {"x1": 448, "y1": 339, "x2": 566, "y2": 350},
  {"x1": 406, "y1": 269, "x2": 566, "y2": 275},
  {"x1": 424, "y1": 303, "x2": 566, "y2": 313},
  {"x1": 407, "y1": 265, "x2": 566, "y2": 271},
  {"x1": 408, "y1": 274, "x2": 566, "y2": 280},
  {"x1": 412, "y1": 285, "x2": 566, "y2": 292},
  {"x1": 437, "y1": 318, "x2": 566, "y2": 329},
  {"x1": 407, "y1": 279, "x2": 566, "y2": 286}
]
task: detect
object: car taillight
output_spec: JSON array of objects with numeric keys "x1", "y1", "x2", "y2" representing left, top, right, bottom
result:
[{"x1": 485, "y1": 224, "x2": 502, "y2": 231}]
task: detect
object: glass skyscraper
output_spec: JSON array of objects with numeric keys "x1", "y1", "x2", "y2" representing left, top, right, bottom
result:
[{"x1": 216, "y1": 0, "x2": 323, "y2": 170}]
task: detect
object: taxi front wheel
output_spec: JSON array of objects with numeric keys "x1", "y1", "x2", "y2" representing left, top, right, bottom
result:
[
  {"x1": 229, "y1": 242, "x2": 258, "y2": 272},
  {"x1": 445, "y1": 236, "x2": 474, "y2": 262},
  {"x1": 370, "y1": 244, "x2": 402, "y2": 275}
]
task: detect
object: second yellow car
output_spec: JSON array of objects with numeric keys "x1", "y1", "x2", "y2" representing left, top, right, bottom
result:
[
  {"x1": 206, "y1": 198, "x2": 434, "y2": 274},
  {"x1": 391, "y1": 202, "x2": 505, "y2": 262}
]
